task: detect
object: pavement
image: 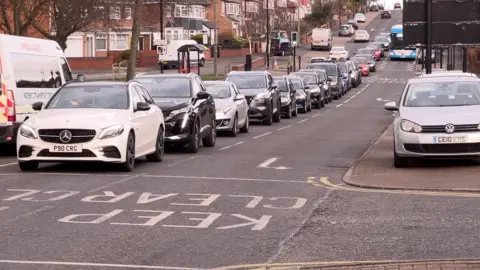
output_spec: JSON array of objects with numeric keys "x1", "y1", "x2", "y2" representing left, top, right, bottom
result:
[{"x1": 2, "y1": 9, "x2": 480, "y2": 270}]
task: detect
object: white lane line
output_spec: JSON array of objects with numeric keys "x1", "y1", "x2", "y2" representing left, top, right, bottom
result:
[
  {"x1": 88, "y1": 174, "x2": 145, "y2": 193},
  {"x1": 297, "y1": 119, "x2": 308, "y2": 124},
  {"x1": 0, "y1": 260, "x2": 198, "y2": 270},
  {"x1": 0, "y1": 162, "x2": 16, "y2": 167},
  {"x1": 0, "y1": 206, "x2": 9, "y2": 211},
  {"x1": 167, "y1": 156, "x2": 201, "y2": 168},
  {"x1": 32, "y1": 172, "x2": 130, "y2": 177},
  {"x1": 336, "y1": 104, "x2": 343, "y2": 107},
  {"x1": 253, "y1": 132, "x2": 272, "y2": 139},
  {"x1": 277, "y1": 125, "x2": 292, "y2": 131},
  {"x1": 143, "y1": 174, "x2": 307, "y2": 184},
  {"x1": 326, "y1": 109, "x2": 332, "y2": 112},
  {"x1": 218, "y1": 141, "x2": 244, "y2": 151},
  {"x1": 311, "y1": 113, "x2": 322, "y2": 118}
]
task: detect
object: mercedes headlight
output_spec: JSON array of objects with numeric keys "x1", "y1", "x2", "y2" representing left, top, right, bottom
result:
[
  {"x1": 216, "y1": 107, "x2": 231, "y2": 114},
  {"x1": 169, "y1": 107, "x2": 191, "y2": 117},
  {"x1": 281, "y1": 97, "x2": 289, "y2": 103},
  {"x1": 310, "y1": 87, "x2": 320, "y2": 93},
  {"x1": 253, "y1": 97, "x2": 266, "y2": 105},
  {"x1": 98, "y1": 124, "x2": 124, "y2": 139},
  {"x1": 331, "y1": 81, "x2": 338, "y2": 86},
  {"x1": 400, "y1": 120, "x2": 422, "y2": 133},
  {"x1": 19, "y1": 124, "x2": 38, "y2": 139},
  {"x1": 296, "y1": 94, "x2": 306, "y2": 99}
]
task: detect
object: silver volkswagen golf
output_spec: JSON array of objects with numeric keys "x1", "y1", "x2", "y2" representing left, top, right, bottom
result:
[{"x1": 385, "y1": 75, "x2": 480, "y2": 167}]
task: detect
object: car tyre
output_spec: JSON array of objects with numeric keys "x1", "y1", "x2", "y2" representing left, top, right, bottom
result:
[
  {"x1": 285, "y1": 105, "x2": 292, "y2": 119},
  {"x1": 263, "y1": 109, "x2": 273, "y2": 125},
  {"x1": 292, "y1": 103, "x2": 298, "y2": 117},
  {"x1": 146, "y1": 126, "x2": 164, "y2": 162},
  {"x1": 272, "y1": 103, "x2": 281, "y2": 123},
  {"x1": 18, "y1": 161, "x2": 39, "y2": 171},
  {"x1": 120, "y1": 132, "x2": 135, "y2": 172},
  {"x1": 229, "y1": 115, "x2": 239, "y2": 137},
  {"x1": 240, "y1": 115, "x2": 249, "y2": 133},
  {"x1": 186, "y1": 122, "x2": 200, "y2": 153},
  {"x1": 373, "y1": 67, "x2": 376, "y2": 72},
  {"x1": 307, "y1": 100, "x2": 312, "y2": 111},
  {"x1": 393, "y1": 152, "x2": 409, "y2": 168},
  {"x1": 202, "y1": 119, "x2": 216, "y2": 147},
  {"x1": 199, "y1": 58, "x2": 205, "y2": 67},
  {"x1": 301, "y1": 102, "x2": 307, "y2": 113},
  {"x1": 320, "y1": 97, "x2": 326, "y2": 107}
]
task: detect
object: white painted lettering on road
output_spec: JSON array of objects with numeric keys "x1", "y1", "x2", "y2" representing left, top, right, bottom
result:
[
  {"x1": 137, "y1": 193, "x2": 178, "y2": 204},
  {"x1": 111, "y1": 210, "x2": 175, "y2": 226},
  {"x1": 217, "y1": 214, "x2": 271, "y2": 231},
  {"x1": 22, "y1": 191, "x2": 80, "y2": 202},
  {"x1": 3, "y1": 189, "x2": 41, "y2": 201},
  {"x1": 257, "y1": 157, "x2": 291, "y2": 170},
  {"x1": 170, "y1": 193, "x2": 221, "y2": 206},
  {"x1": 163, "y1": 212, "x2": 222, "y2": 228},
  {"x1": 264, "y1": 197, "x2": 307, "y2": 209},
  {"x1": 229, "y1": 195, "x2": 263, "y2": 208},
  {"x1": 81, "y1": 191, "x2": 135, "y2": 203},
  {"x1": 58, "y1": 209, "x2": 123, "y2": 224}
]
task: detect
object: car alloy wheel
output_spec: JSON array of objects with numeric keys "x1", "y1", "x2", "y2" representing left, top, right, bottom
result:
[
  {"x1": 229, "y1": 115, "x2": 238, "y2": 137},
  {"x1": 203, "y1": 119, "x2": 216, "y2": 147},
  {"x1": 187, "y1": 122, "x2": 200, "y2": 153},
  {"x1": 292, "y1": 103, "x2": 298, "y2": 117},
  {"x1": 240, "y1": 114, "x2": 249, "y2": 133},
  {"x1": 120, "y1": 133, "x2": 135, "y2": 172}
]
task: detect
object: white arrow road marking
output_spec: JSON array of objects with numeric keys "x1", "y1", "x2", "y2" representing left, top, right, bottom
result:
[{"x1": 257, "y1": 157, "x2": 291, "y2": 170}]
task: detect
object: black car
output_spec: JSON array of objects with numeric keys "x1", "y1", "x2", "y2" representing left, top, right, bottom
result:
[
  {"x1": 369, "y1": 4, "x2": 379, "y2": 11},
  {"x1": 380, "y1": 10, "x2": 391, "y2": 19},
  {"x1": 347, "y1": 19, "x2": 359, "y2": 30},
  {"x1": 134, "y1": 73, "x2": 216, "y2": 153},
  {"x1": 378, "y1": 4, "x2": 384, "y2": 10},
  {"x1": 374, "y1": 36, "x2": 391, "y2": 51},
  {"x1": 273, "y1": 76, "x2": 298, "y2": 118},
  {"x1": 225, "y1": 71, "x2": 281, "y2": 125},
  {"x1": 292, "y1": 70, "x2": 329, "y2": 107},
  {"x1": 288, "y1": 76, "x2": 312, "y2": 113},
  {"x1": 306, "y1": 62, "x2": 344, "y2": 99},
  {"x1": 273, "y1": 41, "x2": 293, "y2": 56}
]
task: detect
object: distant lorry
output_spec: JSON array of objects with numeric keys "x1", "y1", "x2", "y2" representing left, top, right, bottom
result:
[
  {"x1": 154, "y1": 39, "x2": 207, "y2": 69},
  {"x1": 0, "y1": 34, "x2": 81, "y2": 145}
]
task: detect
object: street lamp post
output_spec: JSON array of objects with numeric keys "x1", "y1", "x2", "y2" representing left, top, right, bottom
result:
[
  {"x1": 213, "y1": 0, "x2": 218, "y2": 75},
  {"x1": 266, "y1": 0, "x2": 270, "y2": 69}
]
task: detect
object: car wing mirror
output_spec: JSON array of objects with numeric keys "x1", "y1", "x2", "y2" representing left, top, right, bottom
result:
[
  {"x1": 135, "y1": 101, "x2": 151, "y2": 112},
  {"x1": 196, "y1": 91, "x2": 210, "y2": 100},
  {"x1": 234, "y1": 94, "x2": 245, "y2": 101},
  {"x1": 77, "y1": 74, "x2": 85, "y2": 82},
  {"x1": 32, "y1": 101, "x2": 43, "y2": 111},
  {"x1": 384, "y1": 101, "x2": 398, "y2": 111},
  {"x1": 304, "y1": 86, "x2": 310, "y2": 89}
]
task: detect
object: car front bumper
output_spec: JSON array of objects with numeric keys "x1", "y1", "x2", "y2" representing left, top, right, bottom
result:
[
  {"x1": 395, "y1": 129, "x2": 480, "y2": 158},
  {"x1": 17, "y1": 132, "x2": 129, "y2": 163},
  {"x1": 215, "y1": 113, "x2": 235, "y2": 131}
]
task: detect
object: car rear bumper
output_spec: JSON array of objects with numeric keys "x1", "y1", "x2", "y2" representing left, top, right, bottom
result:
[{"x1": 0, "y1": 123, "x2": 20, "y2": 144}]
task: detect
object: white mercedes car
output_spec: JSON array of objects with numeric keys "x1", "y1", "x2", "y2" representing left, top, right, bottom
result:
[
  {"x1": 385, "y1": 75, "x2": 480, "y2": 167},
  {"x1": 353, "y1": 30, "x2": 370, "y2": 42},
  {"x1": 329, "y1": 46, "x2": 350, "y2": 60},
  {"x1": 354, "y1": 13, "x2": 366, "y2": 23},
  {"x1": 203, "y1": 81, "x2": 249, "y2": 136},
  {"x1": 16, "y1": 81, "x2": 165, "y2": 172}
]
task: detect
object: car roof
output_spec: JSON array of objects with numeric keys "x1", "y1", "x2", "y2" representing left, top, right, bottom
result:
[
  {"x1": 203, "y1": 80, "x2": 233, "y2": 85},
  {"x1": 419, "y1": 72, "x2": 478, "y2": 78},
  {"x1": 65, "y1": 81, "x2": 128, "y2": 87},
  {"x1": 408, "y1": 75, "x2": 480, "y2": 84},
  {"x1": 135, "y1": 72, "x2": 195, "y2": 78},
  {"x1": 227, "y1": 71, "x2": 268, "y2": 75},
  {"x1": 331, "y1": 46, "x2": 345, "y2": 49}
]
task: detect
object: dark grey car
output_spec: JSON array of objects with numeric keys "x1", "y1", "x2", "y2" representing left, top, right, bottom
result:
[
  {"x1": 273, "y1": 76, "x2": 298, "y2": 119},
  {"x1": 347, "y1": 60, "x2": 362, "y2": 88},
  {"x1": 294, "y1": 70, "x2": 330, "y2": 107},
  {"x1": 225, "y1": 71, "x2": 281, "y2": 126},
  {"x1": 307, "y1": 62, "x2": 344, "y2": 99},
  {"x1": 288, "y1": 76, "x2": 312, "y2": 113}
]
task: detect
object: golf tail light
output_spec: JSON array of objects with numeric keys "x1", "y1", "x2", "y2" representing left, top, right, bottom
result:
[{"x1": 401, "y1": 120, "x2": 422, "y2": 133}]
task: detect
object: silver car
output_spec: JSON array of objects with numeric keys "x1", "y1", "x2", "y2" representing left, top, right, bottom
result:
[
  {"x1": 204, "y1": 81, "x2": 249, "y2": 137},
  {"x1": 385, "y1": 75, "x2": 480, "y2": 167}
]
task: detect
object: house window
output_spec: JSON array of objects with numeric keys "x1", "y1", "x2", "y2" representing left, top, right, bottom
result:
[
  {"x1": 124, "y1": 7, "x2": 132, "y2": 19},
  {"x1": 109, "y1": 33, "x2": 129, "y2": 50},
  {"x1": 227, "y1": 3, "x2": 240, "y2": 15},
  {"x1": 263, "y1": 0, "x2": 274, "y2": 9},
  {"x1": 247, "y1": 2, "x2": 258, "y2": 12},
  {"x1": 173, "y1": 30, "x2": 180, "y2": 40},
  {"x1": 183, "y1": 30, "x2": 189, "y2": 40},
  {"x1": 165, "y1": 30, "x2": 172, "y2": 41},
  {"x1": 95, "y1": 34, "x2": 107, "y2": 50},
  {"x1": 110, "y1": 7, "x2": 121, "y2": 19},
  {"x1": 165, "y1": 6, "x2": 172, "y2": 17},
  {"x1": 277, "y1": 0, "x2": 287, "y2": 7},
  {"x1": 174, "y1": 5, "x2": 189, "y2": 17}
]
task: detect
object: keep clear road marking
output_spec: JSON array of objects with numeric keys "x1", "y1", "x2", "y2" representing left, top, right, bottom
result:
[
  {"x1": 0, "y1": 260, "x2": 199, "y2": 270},
  {"x1": 257, "y1": 157, "x2": 291, "y2": 170},
  {"x1": 218, "y1": 141, "x2": 244, "y2": 151},
  {"x1": 253, "y1": 132, "x2": 271, "y2": 139},
  {"x1": 277, "y1": 125, "x2": 292, "y2": 131}
]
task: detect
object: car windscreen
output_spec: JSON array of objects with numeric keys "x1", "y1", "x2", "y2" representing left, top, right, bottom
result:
[
  {"x1": 204, "y1": 83, "x2": 231, "y2": 99},
  {"x1": 358, "y1": 48, "x2": 374, "y2": 54},
  {"x1": 310, "y1": 58, "x2": 326, "y2": 63},
  {"x1": 356, "y1": 54, "x2": 374, "y2": 62},
  {"x1": 293, "y1": 73, "x2": 317, "y2": 84},
  {"x1": 291, "y1": 79, "x2": 303, "y2": 89},
  {"x1": 331, "y1": 47, "x2": 344, "y2": 52},
  {"x1": 308, "y1": 64, "x2": 337, "y2": 76},
  {"x1": 46, "y1": 85, "x2": 128, "y2": 109},
  {"x1": 135, "y1": 77, "x2": 191, "y2": 98},
  {"x1": 337, "y1": 63, "x2": 347, "y2": 73},
  {"x1": 403, "y1": 82, "x2": 480, "y2": 107},
  {"x1": 225, "y1": 74, "x2": 266, "y2": 89},
  {"x1": 273, "y1": 79, "x2": 289, "y2": 92},
  {"x1": 352, "y1": 57, "x2": 367, "y2": 64},
  {"x1": 356, "y1": 30, "x2": 367, "y2": 35}
]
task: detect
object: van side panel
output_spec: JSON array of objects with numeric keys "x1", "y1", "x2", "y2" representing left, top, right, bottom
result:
[{"x1": 311, "y1": 29, "x2": 332, "y2": 50}]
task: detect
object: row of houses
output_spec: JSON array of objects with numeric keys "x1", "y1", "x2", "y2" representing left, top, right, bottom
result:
[{"x1": 57, "y1": 0, "x2": 312, "y2": 58}]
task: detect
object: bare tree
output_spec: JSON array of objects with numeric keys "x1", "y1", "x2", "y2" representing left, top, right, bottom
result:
[
  {"x1": 30, "y1": 0, "x2": 113, "y2": 51},
  {"x1": 127, "y1": 0, "x2": 142, "y2": 80},
  {"x1": 0, "y1": 0, "x2": 50, "y2": 36}
]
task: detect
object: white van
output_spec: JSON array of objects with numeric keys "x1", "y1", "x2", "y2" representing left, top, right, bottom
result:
[
  {"x1": 154, "y1": 39, "x2": 207, "y2": 69},
  {"x1": 311, "y1": 28, "x2": 333, "y2": 51},
  {"x1": 0, "y1": 34, "x2": 80, "y2": 145}
]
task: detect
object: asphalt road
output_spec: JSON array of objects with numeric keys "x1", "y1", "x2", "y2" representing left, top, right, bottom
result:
[{"x1": 1, "y1": 10, "x2": 479, "y2": 270}]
